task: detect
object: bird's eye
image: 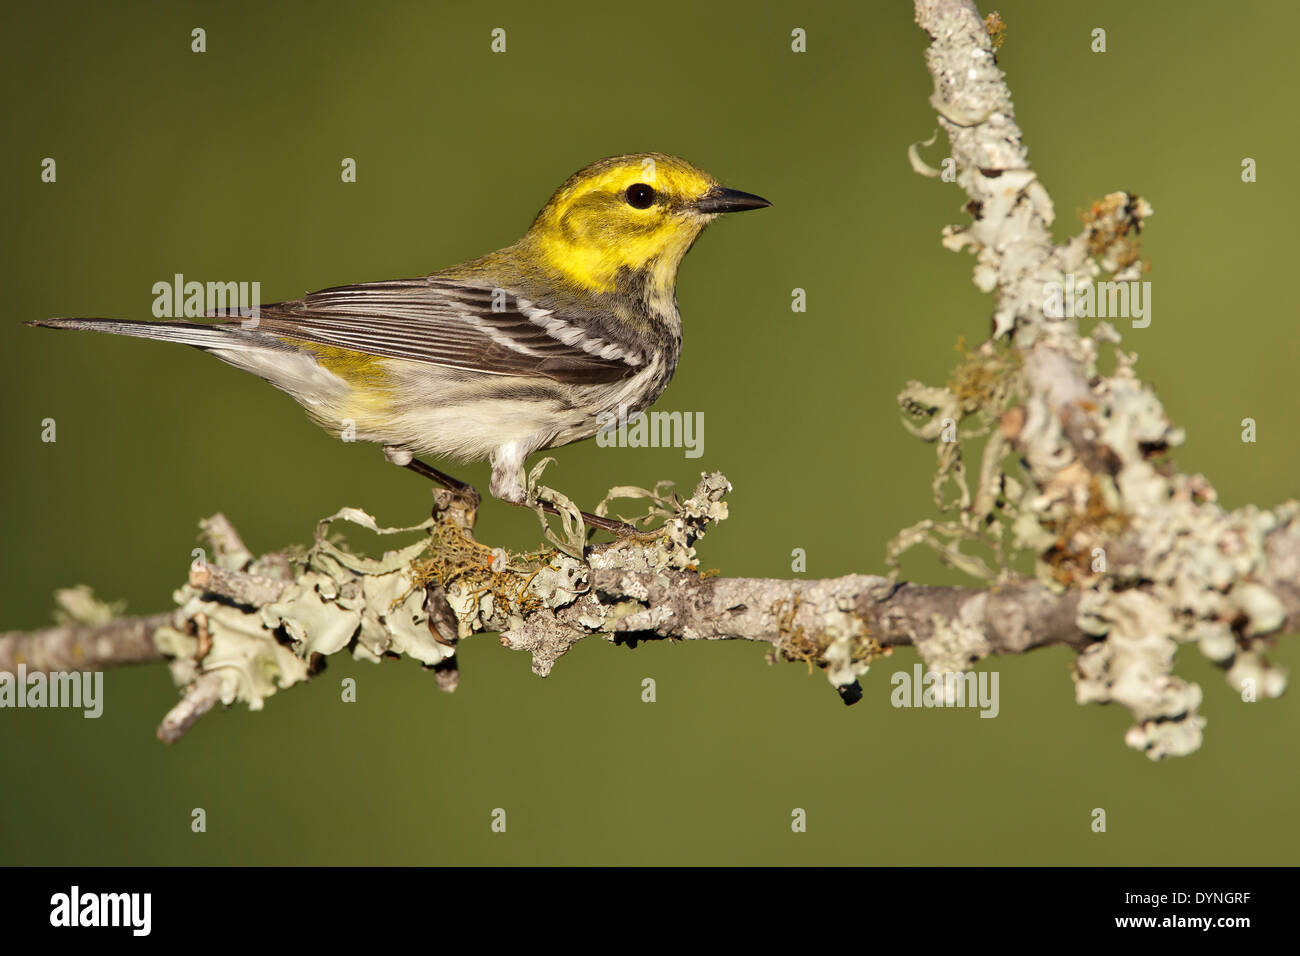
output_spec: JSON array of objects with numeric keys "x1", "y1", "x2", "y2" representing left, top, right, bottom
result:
[{"x1": 624, "y1": 183, "x2": 656, "y2": 209}]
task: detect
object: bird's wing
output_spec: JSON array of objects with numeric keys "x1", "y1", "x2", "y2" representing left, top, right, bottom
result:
[{"x1": 219, "y1": 278, "x2": 644, "y2": 386}]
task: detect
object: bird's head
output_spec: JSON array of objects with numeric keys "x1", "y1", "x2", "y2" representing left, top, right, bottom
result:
[{"x1": 519, "y1": 152, "x2": 770, "y2": 295}]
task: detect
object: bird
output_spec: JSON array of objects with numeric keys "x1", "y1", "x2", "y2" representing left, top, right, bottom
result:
[{"x1": 28, "y1": 152, "x2": 770, "y2": 534}]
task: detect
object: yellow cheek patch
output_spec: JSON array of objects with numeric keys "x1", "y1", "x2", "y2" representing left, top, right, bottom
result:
[
  {"x1": 524, "y1": 153, "x2": 718, "y2": 292},
  {"x1": 533, "y1": 223, "x2": 697, "y2": 293}
]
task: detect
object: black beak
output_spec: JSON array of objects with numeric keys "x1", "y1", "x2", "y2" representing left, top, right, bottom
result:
[{"x1": 694, "y1": 186, "x2": 772, "y2": 214}]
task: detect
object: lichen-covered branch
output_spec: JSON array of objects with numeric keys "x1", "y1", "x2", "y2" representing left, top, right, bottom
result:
[
  {"x1": 2, "y1": 477, "x2": 1295, "y2": 747},
  {"x1": 900, "y1": 0, "x2": 1293, "y2": 757},
  {"x1": 0, "y1": 475, "x2": 1069, "y2": 727},
  {"x1": 0, "y1": 591, "x2": 170, "y2": 672}
]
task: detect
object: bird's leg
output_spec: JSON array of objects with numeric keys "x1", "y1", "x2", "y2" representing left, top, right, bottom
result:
[
  {"x1": 386, "y1": 445, "x2": 632, "y2": 534},
  {"x1": 384, "y1": 445, "x2": 481, "y2": 506},
  {"x1": 494, "y1": 453, "x2": 638, "y2": 538},
  {"x1": 518, "y1": 497, "x2": 639, "y2": 536},
  {"x1": 403, "y1": 458, "x2": 481, "y2": 504}
]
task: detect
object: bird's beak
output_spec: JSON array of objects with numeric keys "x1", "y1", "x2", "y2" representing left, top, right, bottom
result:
[{"x1": 693, "y1": 186, "x2": 772, "y2": 214}]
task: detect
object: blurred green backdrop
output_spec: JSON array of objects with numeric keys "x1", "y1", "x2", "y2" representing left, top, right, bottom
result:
[{"x1": 2, "y1": 0, "x2": 1296, "y2": 865}]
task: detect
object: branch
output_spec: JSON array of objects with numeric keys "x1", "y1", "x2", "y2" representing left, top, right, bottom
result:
[
  {"x1": 898, "y1": 0, "x2": 1293, "y2": 758},
  {"x1": 3, "y1": 479, "x2": 1295, "y2": 745},
  {"x1": 0, "y1": 603, "x2": 170, "y2": 672}
]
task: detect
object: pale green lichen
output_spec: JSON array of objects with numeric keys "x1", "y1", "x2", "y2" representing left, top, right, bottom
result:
[
  {"x1": 52, "y1": 585, "x2": 125, "y2": 627},
  {"x1": 917, "y1": 609, "x2": 993, "y2": 677},
  {"x1": 159, "y1": 508, "x2": 448, "y2": 712},
  {"x1": 896, "y1": 184, "x2": 1292, "y2": 759},
  {"x1": 154, "y1": 473, "x2": 734, "y2": 715},
  {"x1": 820, "y1": 608, "x2": 877, "y2": 690},
  {"x1": 156, "y1": 596, "x2": 309, "y2": 712}
]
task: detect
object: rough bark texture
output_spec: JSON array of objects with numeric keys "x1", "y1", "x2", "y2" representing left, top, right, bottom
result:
[{"x1": 0, "y1": 610, "x2": 171, "y2": 672}]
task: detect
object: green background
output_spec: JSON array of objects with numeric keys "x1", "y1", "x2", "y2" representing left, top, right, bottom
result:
[{"x1": 2, "y1": 0, "x2": 1296, "y2": 865}]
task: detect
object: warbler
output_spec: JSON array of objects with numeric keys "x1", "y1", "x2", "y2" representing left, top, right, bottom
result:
[{"x1": 28, "y1": 153, "x2": 770, "y2": 532}]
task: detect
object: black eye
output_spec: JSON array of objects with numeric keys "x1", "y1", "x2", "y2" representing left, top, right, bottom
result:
[{"x1": 625, "y1": 183, "x2": 656, "y2": 209}]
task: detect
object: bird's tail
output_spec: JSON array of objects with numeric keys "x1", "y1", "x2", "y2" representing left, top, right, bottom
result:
[{"x1": 25, "y1": 317, "x2": 267, "y2": 352}]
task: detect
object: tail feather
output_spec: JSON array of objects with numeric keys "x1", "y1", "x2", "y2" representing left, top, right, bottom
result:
[
  {"x1": 26, "y1": 318, "x2": 268, "y2": 352},
  {"x1": 26, "y1": 317, "x2": 352, "y2": 408}
]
